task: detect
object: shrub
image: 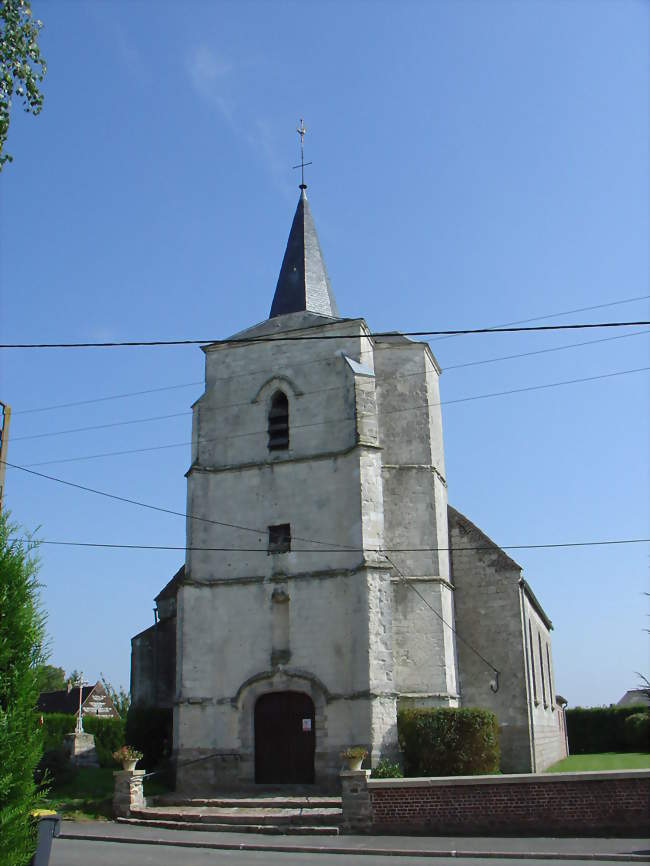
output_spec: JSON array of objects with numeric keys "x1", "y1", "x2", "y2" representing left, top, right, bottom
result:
[
  {"x1": 0, "y1": 515, "x2": 46, "y2": 866},
  {"x1": 624, "y1": 712, "x2": 650, "y2": 752},
  {"x1": 125, "y1": 706, "x2": 173, "y2": 770},
  {"x1": 82, "y1": 716, "x2": 125, "y2": 767},
  {"x1": 566, "y1": 706, "x2": 649, "y2": 754},
  {"x1": 41, "y1": 713, "x2": 125, "y2": 767},
  {"x1": 34, "y1": 749, "x2": 77, "y2": 788},
  {"x1": 398, "y1": 708, "x2": 500, "y2": 776},
  {"x1": 371, "y1": 759, "x2": 403, "y2": 778},
  {"x1": 41, "y1": 713, "x2": 75, "y2": 752}
]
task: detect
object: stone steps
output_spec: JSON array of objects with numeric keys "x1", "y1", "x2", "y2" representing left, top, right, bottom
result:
[
  {"x1": 153, "y1": 796, "x2": 341, "y2": 810},
  {"x1": 122, "y1": 798, "x2": 343, "y2": 835},
  {"x1": 118, "y1": 816, "x2": 340, "y2": 835}
]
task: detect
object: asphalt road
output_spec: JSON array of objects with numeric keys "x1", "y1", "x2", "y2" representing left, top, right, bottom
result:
[{"x1": 50, "y1": 838, "x2": 650, "y2": 866}]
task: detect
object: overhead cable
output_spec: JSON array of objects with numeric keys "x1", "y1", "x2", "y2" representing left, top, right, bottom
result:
[
  {"x1": 2, "y1": 320, "x2": 650, "y2": 349},
  {"x1": 13, "y1": 365, "x2": 650, "y2": 454}
]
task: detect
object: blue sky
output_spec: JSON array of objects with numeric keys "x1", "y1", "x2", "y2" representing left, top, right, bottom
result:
[{"x1": 0, "y1": 0, "x2": 648, "y2": 708}]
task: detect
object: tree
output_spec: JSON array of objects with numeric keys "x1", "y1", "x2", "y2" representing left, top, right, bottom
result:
[
  {"x1": 0, "y1": 513, "x2": 46, "y2": 866},
  {"x1": 66, "y1": 669, "x2": 82, "y2": 686},
  {"x1": 35, "y1": 664, "x2": 65, "y2": 693},
  {"x1": 0, "y1": 0, "x2": 46, "y2": 169},
  {"x1": 100, "y1": 674, "x2": 130, "y2": 722}
]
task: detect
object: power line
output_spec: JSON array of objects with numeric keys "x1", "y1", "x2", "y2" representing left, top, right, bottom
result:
[
  {"x1": 14, "y1": 365, "x2": 650, "y2": 459},
  {"x1": 10, "y1": 326, "x2": 650, "y2": 424},
  {"x1": 4, "y1": 458, "x2": 649, "y2": 557},
  {"x1": 2, "y1": 320, "x2": 649, "y2": 349},
  {"x1": 0, "y1": 460, "x2": 346, "y2": 551},
  {"x1": 7, "y1": 459, "x2": 649, "y2": 686},
  {"x1": 9, "y1": 536, "x2": 648, "y2": 553},
  {"x1": 429, "y1": 295, "x2": 650, "y2": 344},
  {"x1": 12, "y1": 382, "x2": 204, "y2": 416},
  {"x1": 383, "y1": 550, "x2": 499, "y2": 676},
  {"x1": 443, "y1": 328, "x2": 650, "y2": 371}
]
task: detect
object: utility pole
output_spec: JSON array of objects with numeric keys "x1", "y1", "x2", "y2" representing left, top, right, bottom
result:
[{"x1": 0, "y1": 401, "x2": 10, "y2": 511}]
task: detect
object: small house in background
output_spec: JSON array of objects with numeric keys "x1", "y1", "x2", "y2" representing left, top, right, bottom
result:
[
  {"x1": 617, "y1": 689, "x2": 650, "y2": 708},
  {"x1": 37, "y1": 680, "x2": 120, "y2": 719}
]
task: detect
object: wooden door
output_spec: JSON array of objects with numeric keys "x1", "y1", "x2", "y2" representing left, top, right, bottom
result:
[{"x1": 254, "y1": 691, "x2": 315, "y2": 784}]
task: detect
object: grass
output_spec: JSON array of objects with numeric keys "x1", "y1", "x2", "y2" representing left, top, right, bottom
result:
[
  {"x1": 42, "y1": 766, "x2": 171, "y2": 821},
  {"x1": 546, "y1": 752, "x2": 650, "y2": 773},
  {"x1": 43, "y1": 767, "x2": 114, "y2": 820}
]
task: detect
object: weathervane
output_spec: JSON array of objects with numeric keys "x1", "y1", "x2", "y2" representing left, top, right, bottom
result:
[{"x1": 293, "y1": 118, "x2": 312, "y2": 190}]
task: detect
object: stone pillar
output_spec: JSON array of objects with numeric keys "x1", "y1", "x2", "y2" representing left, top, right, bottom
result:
[
  {"x1": 112, "y1": 770, "x2": 145, "y2": 818},
  {"x1": 340, "y1": 769, "x2": 372, "y2": 834},
  {"x1": 63, "y1": 731, "x2": 99, "y2": 768}
]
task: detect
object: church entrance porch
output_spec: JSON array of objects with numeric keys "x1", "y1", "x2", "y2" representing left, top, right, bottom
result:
[{"x1": 254, "y1": 691, "x2": 315, "y2": 784}]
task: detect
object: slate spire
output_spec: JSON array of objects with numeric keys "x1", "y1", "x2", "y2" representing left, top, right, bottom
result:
[{"x1": 269, "y1": 188, "x2": 339, "y2": 319}]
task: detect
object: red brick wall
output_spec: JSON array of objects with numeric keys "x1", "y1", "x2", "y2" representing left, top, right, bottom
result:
[{"x1": 369, "y1": 775, "x2": 650, "y2": 835}]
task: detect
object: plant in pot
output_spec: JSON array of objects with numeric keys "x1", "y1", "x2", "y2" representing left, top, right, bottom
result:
[
  {"x1": 341, "y1": 746, "x2": 368, "y2": 771},
  {"x1": 113, "y1": 745, "x2": 143, "y2": 771}
]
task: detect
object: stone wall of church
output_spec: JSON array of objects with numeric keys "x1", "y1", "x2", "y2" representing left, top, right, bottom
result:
[
  {"x1": 374, "y1": 339, "x2": 459, "y2": 707},
  {"x1": 448, "y1": 508, "x2": 534, "y2": 773},
  {"x1": 523, "y1": 594, "x2": 568, "y2": 771},
  {"x1": 130, "y1": 618, "x2": 176, "y2": 709},
  {"x1": 176, "y1": 317, "x2": 400, "y2": 790},
  {"x1": 174, "y1": 565, "x2": 397, "y2": 790},
  {"x1": 449, "y1": 507, "x2": 567, "y2": 773}
]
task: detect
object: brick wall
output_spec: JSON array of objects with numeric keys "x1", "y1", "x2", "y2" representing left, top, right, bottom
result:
[{"x1": 366, "y1": 772, "x2": 650, "y2": 836}]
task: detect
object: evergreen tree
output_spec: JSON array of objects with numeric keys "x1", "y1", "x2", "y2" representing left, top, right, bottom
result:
[{"x1": 0, "y1": 513, "x2": 46, "y2": 866}]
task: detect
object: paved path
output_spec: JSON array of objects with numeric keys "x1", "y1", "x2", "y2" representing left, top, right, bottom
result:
[
  {"x1": 49, "y1": 840, "x2": 650, "y2": 866},
  {"x1": 55, "y1": 821, "x2": 650, "y2": 862}
]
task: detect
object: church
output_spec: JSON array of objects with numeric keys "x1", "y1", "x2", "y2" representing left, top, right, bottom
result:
[{"x1": 131, "y1": 178, "x2": 568, "y2": 791}]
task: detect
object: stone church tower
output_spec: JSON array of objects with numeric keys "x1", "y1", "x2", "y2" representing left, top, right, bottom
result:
[{"x1": 131, "y1": 183, "x2": 568, "y2": 790}]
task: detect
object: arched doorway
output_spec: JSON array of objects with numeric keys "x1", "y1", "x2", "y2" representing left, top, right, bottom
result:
[{"x1": 254, "y1": 691, "x2": 315, "y2": 784}]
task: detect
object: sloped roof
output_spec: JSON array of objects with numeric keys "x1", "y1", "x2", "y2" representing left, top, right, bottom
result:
[
  {"x1": 37, "y1": 684, "x2": 95, "y2": 714},
  {"x1": 448, "y1": 505, "x2": 522, "y2": 572},
  {"x1": 155, "y1": 564, "x2": 184, "y2": 602},
  {"x1": 269, "y1": 189, "x2": 339, "y2": 319}
]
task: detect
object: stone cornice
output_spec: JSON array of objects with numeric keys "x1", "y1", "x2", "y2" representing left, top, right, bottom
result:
[
  {"x1": 390, "y1": 575, "x2": 454, "y2": 590},
  {"x1": 186, "y1": 440, "x2": 382, "y2": 477},
  {"x1": 382, "y1": 464, "x2": 447, "y2": 486},
  {"x1": 183, "y1": 560, "x2": 393, "y2": 589}
]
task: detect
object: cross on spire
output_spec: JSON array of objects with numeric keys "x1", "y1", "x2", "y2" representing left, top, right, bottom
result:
[{"x1": 293, "y1": 118, "x2": 312, "y2": 189}]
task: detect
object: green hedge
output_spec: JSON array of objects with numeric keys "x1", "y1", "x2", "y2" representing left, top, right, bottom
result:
[
  {"x1": 41, "y1": 712, "x2": 75, "y2": 751},
  {"x1": 125, "y1": 706, "x2": 173, "y2": 771},
  {"x1": 83, "y1": 716, "x2": 125, "y2": 766},
  {"x1": 398, "y1": 708, "x2": 500, "y2": 776},
  {"x1": 624, "y1": 713, "x2": 650, "y2": 752},
  {"x1": 41, "y1": 713, "x2": 125, "y2": 767},
  {"x1": 566, "y1": 706, "x2": 649, "y2": 754}
]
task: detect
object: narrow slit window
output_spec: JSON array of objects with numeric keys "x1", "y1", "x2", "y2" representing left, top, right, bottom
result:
[
  {"x1": 546, "y1": 643, "x2": 554, "y2": 707},
  {"x1": 268, "y1": 391, "x2": 289, "y2": 451},
  {"x1": 538, "y1": 633, "x2": 547, "y2": 707},
  {"x1": 528, "y1": 621, "x2": 538, "y2": 704},
  {"x1": 268, "y1": 523, "x2": 291, "y2": 554}
]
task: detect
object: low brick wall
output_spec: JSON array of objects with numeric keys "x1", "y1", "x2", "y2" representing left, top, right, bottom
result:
[{"x1": 365, "y1": 771, "x2": 650, "y2": 836}]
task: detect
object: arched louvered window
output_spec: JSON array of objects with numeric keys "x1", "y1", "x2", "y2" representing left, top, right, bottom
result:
[{"x1": 268, "y1": 391, "x2": 289, "y2": 450}]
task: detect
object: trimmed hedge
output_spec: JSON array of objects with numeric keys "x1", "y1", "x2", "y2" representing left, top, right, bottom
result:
[
  {"x1": 41, "y1": 712, "x2": 75, "y2": 751},
  {"x1": 624, "y1": 713, "x2": 650, "y2": 752},
  {"x1": 125, "y1": 706, "x2": 173, "y2": 770},
  {"x1": 398, "y1": 708, "x2": 500, "y2": 776},
  {"x1": 83, "y1": 716, "x2": 125, "y2": 766},
  {"x1": 566, "y1": 706, "x2": 649, "y2": 754},
  {"x1": 41, "y1": 713, "x2": 125, "y2": 767}
]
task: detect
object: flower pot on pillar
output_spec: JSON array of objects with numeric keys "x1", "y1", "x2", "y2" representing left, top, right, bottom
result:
[{"x1": 340, "y1": 746, "x2": 368, "y2": 771}]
